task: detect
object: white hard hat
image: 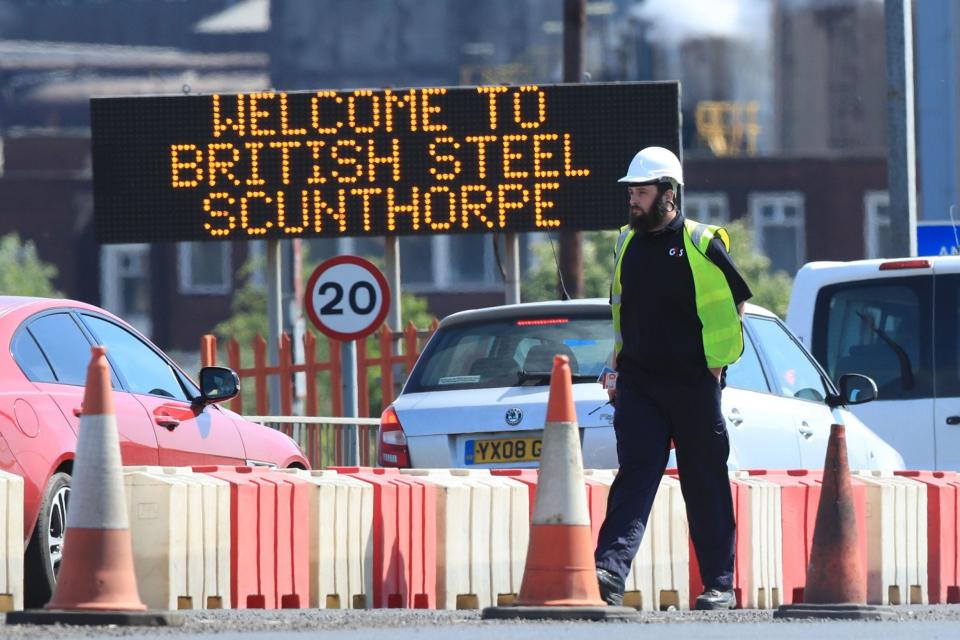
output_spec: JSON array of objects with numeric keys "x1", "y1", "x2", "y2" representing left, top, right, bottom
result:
[{"x1": 618, "y1": 146, "x2": 683, "y2": 186}]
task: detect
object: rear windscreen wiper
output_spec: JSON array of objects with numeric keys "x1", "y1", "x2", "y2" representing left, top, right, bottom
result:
[
  {"x1": 517, "y1": 371, "x2": 599, "y2": 384},
  {"x1": 518, "y1": 370, "x2": 551, "y2": 384}
]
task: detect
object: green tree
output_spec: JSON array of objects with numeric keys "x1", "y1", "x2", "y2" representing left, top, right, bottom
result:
[
  {"x1": 522, "y1": 230, "x2": 617, "y2": 302},
  {"x1": 0, "y1": 233, "x2": 59, "y2": 296},
  {"x1": 521, "y1": 221, "x2": 793, "y2": 318},
  {"x1": 398, "y1": 290, "x2": 435, "y2": 330},
  {"x1": 723, "y1": 219, "x2": 794, "y2": 318},
  {"x1": 212, "y1": 256, "x2": 268, "y2": 349}
]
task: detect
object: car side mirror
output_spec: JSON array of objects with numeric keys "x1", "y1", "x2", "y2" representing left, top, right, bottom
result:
[
  {"x1": 197, "y1": 366, "x2": 240, "y2": 406},
  {"x1": 831, "y1": 373, "x2": 878, "y2": 407}
]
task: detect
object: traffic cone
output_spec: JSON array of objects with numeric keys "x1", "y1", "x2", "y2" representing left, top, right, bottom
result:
[
  {"x1": 482, "y1": 355, "x2": 637, "y2": 621},
  {"x1": 7, "y1": 347, "x2": 181, "y2": 626},
  {"x1": 774, "y1": 424, "x2": 894, "y2": 620}
]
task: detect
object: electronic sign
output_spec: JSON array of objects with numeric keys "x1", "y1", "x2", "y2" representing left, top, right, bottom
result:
[{"x1": 91, "y1": 82, "x2": 679, "y2": 243}]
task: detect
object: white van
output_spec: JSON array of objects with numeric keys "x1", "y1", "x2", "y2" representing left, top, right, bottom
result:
[{"x1": 786, "y1": 256, "x2": 960, "y2": 470}]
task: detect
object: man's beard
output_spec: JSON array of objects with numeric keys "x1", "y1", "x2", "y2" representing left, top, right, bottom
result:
[{"x1": 630, "y1": 204, "x2": 668, "y2": 232}]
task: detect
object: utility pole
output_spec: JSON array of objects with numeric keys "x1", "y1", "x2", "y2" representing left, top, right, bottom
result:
[
  {"x1": 560, "y1": 0, "x2": 585, "y2": 298},
  {"x1": 885, "y1": 0, "x2": 918, "y2": 256}
]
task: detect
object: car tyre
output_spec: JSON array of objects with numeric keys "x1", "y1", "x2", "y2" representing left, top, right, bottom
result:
[{"x1": 24, "y1": 472, "x2": 70, "y2": 609}]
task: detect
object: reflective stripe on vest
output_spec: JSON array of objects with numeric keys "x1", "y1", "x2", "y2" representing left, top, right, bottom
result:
[
  {"x1": 611, "y1": 218, "x2": 743, "y2": 369},
  {"x1": 611, "y1": 226, "x2": 634, "y2": 358}
]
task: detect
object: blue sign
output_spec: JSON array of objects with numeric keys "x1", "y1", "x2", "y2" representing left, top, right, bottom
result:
[{"x1": 917, "y1": 223, "x2": 960, "y2": 256}]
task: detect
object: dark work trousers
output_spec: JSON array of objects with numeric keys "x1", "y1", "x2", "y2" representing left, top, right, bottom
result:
[{"x1": 594, "y1": 370, "x2": 736, "y2": 591}]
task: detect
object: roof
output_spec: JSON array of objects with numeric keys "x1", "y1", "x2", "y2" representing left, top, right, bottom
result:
[
  {"x1": 0, "y1": 296, "x2": 97, "y2": 321},
  {"x1": 27, "y1": 72, "x2": 270, "y2": 104},
  {"x1": 0, "y1": 40, "x2": 267, "y2": 71},
  {"x1": 194, "y1": 0, "x2": 270, "y2": 34}
]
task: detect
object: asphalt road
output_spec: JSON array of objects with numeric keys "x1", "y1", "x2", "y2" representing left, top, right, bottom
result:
[{"x1": 3, "y1": 607, "x2": 960, "y2": 640}]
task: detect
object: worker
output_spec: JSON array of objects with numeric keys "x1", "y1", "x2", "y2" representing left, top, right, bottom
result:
[{"x1": 594, "y1": 146, "x2": 752, "y2": 610}]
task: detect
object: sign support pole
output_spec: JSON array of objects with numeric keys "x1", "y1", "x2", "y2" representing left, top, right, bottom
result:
[
  {"x1": 505, "y1": 233, "x2": 521, "y2": 305},
  {"x1": 340, "y1": 340, "x2": 359, "y2": 465},
  {"x1": 385, "y1": 236, "x2": 402, "y2": 337},
  {"x1": 385, "y1": 236, "x2": 403, "y2": 403},
  {"x1": 266, "y1": 239, "x2": 283, "y2": 416},
  {"x1": 885, "y1": 0, "x2": 918, "y2": 257}
]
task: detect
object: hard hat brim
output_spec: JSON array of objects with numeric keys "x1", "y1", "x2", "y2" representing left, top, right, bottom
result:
[{"x1": 617, "y1": 176, "x2": 683, "y2": 186}]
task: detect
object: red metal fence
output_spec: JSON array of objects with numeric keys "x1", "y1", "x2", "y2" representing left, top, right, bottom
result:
[
  {"x1": 200, "y1": 321, "x2": 438, "y2": 416},
  {"x1": 200, "y1": 321, "x2": 438, "y2": 467}
]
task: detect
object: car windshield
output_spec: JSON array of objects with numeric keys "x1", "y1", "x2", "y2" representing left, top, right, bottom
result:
[{"x1": 405, "y1": 313, "x2": 613, "y2": 392}]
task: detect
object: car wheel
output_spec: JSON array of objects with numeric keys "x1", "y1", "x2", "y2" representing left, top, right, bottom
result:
[{"x1": 24, "y1": 472, "x2": 70, "y2": 609}]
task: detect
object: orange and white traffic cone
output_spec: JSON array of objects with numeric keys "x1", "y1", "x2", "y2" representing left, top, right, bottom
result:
[
  {"x1": 774, "y1": 424, "x2": 894, "y2": 620},
  {"x1": 7, "y1": 347, "x2": 181, "y2": 626},
  {"x1": 483, "y1": 355, "x2": 637, "y2": 621}
]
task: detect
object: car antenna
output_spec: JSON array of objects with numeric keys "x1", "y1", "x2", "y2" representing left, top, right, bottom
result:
[
  {"x1": 950, "y1": 204, "x2": 960, "y2": 256},
  {"x1": 550, "y1": 234, "x2": 572, "y2": 300}
]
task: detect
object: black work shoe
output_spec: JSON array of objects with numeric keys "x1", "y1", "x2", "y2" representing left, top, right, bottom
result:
[
  {"x1": 695, "y1": 588, "x2": 736, "y2": 610},
  {"x1": 596, "y1": 568, "x2": 625, "y2": 607}
]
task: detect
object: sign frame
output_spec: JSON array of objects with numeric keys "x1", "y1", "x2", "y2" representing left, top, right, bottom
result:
[
  {"x1": 304, "y1": 255, "x2": 391, "y2": 342},
  {"x1": 90, "y1": 81, "x2": 681, "y2": 243}
]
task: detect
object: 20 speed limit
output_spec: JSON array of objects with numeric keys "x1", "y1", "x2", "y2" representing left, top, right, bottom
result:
[{"x1": 305, "y1": 256, "x2": 391, "y2": 341}]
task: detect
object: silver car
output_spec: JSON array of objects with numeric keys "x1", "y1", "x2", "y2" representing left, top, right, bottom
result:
[{"x1": 378, "y1": 299, "x2": 904, "y2": 471}]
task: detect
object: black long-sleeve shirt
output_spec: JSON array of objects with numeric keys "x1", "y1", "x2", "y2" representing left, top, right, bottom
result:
[{"x1": 616, "y1": 213, "x2": 752, "y2": 382}]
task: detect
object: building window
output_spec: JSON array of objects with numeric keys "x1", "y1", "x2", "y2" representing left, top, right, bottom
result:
[
  {"x1": 750, "y1": 192, "x2": 805, "y2": 275},
  {"x1": 400, "y1": 236, "x2": 435, "y2": 287},
  {"x1": 399, "y1": 234, "x2": 500, "y2": 292},
  {"x1": 178, "y1": 243, "x2": 232, "y2": 295},
  {"x1": 684, "y1": 192, "x2": 730, "y2": 225},
  {"x1": 449, "y1": 234, "x2": 495, "y2": 285},
  {"x1": 863, "y1": 191, "x2": 892, "y2": 259},
  {"x1": 100, "y1": 244, "x2": 151, "y2": 337}
]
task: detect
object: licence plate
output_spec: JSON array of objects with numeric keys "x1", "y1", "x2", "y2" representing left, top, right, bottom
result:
[{"x1": 464, "y1": 437, "x2": 542, "y2": 464}]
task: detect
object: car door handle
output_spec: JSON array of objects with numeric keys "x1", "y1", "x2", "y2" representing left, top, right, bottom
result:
[
  {"x1": 155, "y1": 414, "x2": 180, "y2": 429},
  {"x1": 798, "y1": 422, "x2": 814, "y2": 439},
  {"x1": 725, "y1": 408, "x2": 744, "y2": 426},
  {"x1": 947, "y1": 416, "x2": 960, "y2": 426}
]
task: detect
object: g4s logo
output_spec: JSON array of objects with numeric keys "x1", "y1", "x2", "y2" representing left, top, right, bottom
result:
[{"x1": 668, "y1": 247, "x2": 685, "y2": 257}]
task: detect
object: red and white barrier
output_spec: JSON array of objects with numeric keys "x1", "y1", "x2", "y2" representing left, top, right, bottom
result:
[{"x1": 100, "y1": 466, "x2": 960, "y2": 612}]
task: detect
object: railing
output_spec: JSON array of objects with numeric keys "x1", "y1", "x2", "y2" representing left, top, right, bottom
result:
[
  {"x1": 200, "y1": 320, "x2": 438, "y2": 418},
  {"x1": 245, "y1": 416, "x2": 381, "y2": 469}
]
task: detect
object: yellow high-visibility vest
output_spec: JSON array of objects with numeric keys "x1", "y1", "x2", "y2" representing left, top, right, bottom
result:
[{"x1": 611, "y1": 218, "x2": 743, "y2": 369}]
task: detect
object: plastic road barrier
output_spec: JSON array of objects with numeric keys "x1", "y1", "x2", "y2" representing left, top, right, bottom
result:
[
  {"x1": 895, "y1": 470, "x2": 960, "y2": 604},
  {"x1": 852, "y1": 470, "x2": 928, "y2": 605},
  {"x1": 0, "y1": 469, "x2": 23, "y2": 612},
  {"x1": 123, "y1": 467, "x2": 231, "y2": 610},
  {"x1": 741, "y1": 470, "x2": 820, "y2": 605},
  {"x1": 193, "y1": 466, "x2": 310, "y2": 609},
  {"x1": 402, "y1": 469, "x2": 529, "y2": 609},
  {"x1": 730, "y1": 473, "x2": 783, "y2": 609},
  {"x1": 636, "y1": 475, "x2": 688, "y2": 611},
  {"x1": 277, "y1": 469, "x2": 374, "y2": 609},
  {"x1": 334, "y1": 467, "x2": 437, "y2": 608},
  {"x1": 582, "y1": 470, "x2": 689, "y2": 611}
]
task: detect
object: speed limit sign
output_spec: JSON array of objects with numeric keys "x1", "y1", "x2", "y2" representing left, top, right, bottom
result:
[{"x1": 305, "y1": 256, "x2": 391, "y2": 341}]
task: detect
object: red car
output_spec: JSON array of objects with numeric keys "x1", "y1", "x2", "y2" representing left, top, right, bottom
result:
[{"x1": 0, "y1": 297, "x2": 309, "y2": 606}]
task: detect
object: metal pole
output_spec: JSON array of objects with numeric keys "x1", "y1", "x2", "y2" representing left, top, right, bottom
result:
[
  {"x1": 384, "y1": 235, "x2": 404, "y2": 400},
  {"x1": 291, "y1": 238, "x2": 305, "y2": 415},
  {"x1": 504, "y1": 233, "x2": 521, "y2": 304},
  {"x1": 384, "y1": 236, "x2": 402, "y2": 334},
  {"x1": 560, "y1": 0, "x2": 585, "y2": 298},
  {"x1": 340, "y1": 340, "x2": 359, "y2": 465},
  {"x1": 885, "y1": 0, "x2": 918, "y2": 257},
  {"x1": 266, "y1": 239, "x2": 282, "y2": 415}
]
